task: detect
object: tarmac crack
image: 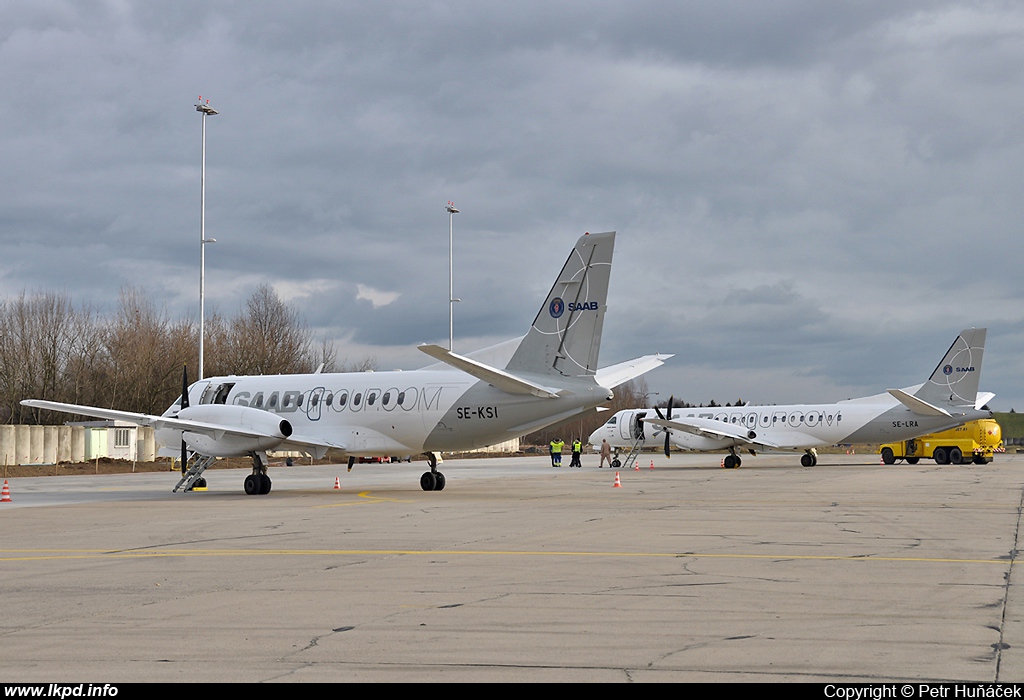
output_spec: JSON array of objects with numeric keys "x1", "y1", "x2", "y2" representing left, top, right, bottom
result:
[{"x1": 993, "y1": 482, "x2": 1024, "y2": 682}]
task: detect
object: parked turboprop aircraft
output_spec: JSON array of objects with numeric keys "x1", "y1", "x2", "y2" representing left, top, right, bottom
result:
[
  {"x1": 24, "y1": 231, "x2": 670, "y2": 494},
  {"x1": 589, "y1": 328, "x2": 990, "y2": 468}
]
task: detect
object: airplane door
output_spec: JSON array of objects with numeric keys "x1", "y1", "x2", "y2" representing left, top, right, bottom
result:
[
  {"x1": 306, "y1": 387, "x2": 325, "y2": 421},
  {"x1": 619, "y1": 411, "x2": 647, "y2": 441},
  {"x1": 618, "y1": 411, "x2": 634, "y2": 441},
  {"x1": 187, "y1": 381, "x2": 211, "y2": 407},
  {"x1": 199, "y1": 382, "x2": 235, "y2": 405}
]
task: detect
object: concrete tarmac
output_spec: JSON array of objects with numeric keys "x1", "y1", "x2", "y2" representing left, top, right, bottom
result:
[{"x1": 2, "y1": 452, "x2": 1023, "y2": 682}]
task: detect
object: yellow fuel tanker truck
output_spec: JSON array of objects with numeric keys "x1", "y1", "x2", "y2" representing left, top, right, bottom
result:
[{"x1": 879, "y1": 419, "x2": 1002, "y2": 465}]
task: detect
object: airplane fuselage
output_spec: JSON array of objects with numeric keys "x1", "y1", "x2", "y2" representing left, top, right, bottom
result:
[
  {"x1": 159, "y1": 369, "x2": 609, "y2": 458},
  {"x1": 591, "y1": 394, "x2": 991, "y2": 453}
]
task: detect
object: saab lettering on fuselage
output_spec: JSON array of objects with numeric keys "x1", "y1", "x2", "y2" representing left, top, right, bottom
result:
[{"x1": 231, "y1": 385, "x2": 446, "y2": 417}]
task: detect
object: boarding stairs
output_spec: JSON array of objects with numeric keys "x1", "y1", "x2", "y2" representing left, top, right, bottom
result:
[
  {"x1": 618, "y1": 436, "x2": 645, "y2": 471},
  {"x1": 174, "y1": 453, "x2": 217, "y2": 492}
]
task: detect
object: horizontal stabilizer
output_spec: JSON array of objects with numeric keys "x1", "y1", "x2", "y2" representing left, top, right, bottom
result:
[
  {"x1": 595, "y1": 354, "x2": 673, "y2": 390},
  {"x1": 417, "y1": 344, "x2": 560, "y2": 398},
  {"x1": 976, "y1": 391, "x2": 996, "y2": 410},
  {"x1": 886, "y1": 389, "x2": 953, "y2": 417}
]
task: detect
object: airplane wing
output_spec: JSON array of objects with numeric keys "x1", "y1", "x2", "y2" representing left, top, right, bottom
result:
[
  {"x1": 644, "y1": 416, "x2": 781, "y2": 449},
  {"x1": 20, "y1": 399, "x2": 344, "y2": 458},
  {"x1": 595, "y1": 354, "x2": 674, "y2": 390}
]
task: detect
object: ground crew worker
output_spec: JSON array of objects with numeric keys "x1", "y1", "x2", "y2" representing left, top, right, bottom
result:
[
  {"x1": 550, "y1": 438, "x2": 564, "y2": 467},
  {"x1": 599, "y1": 439, "x2": 612, "y2": 468},
  {"x1": 570, "y1": 439, "x2": 582, "y2": 468}
]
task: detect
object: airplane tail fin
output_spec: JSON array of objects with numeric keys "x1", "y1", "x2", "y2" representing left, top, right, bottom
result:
[
  {"x1": 913, "y1": 328, "x2": 986, "y2": 408},
  {"x1": 505, "y1": 231, "x2": 615, "y2": 379}
]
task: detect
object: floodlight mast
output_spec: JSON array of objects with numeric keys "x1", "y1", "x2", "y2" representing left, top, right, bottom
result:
[
  {"x1": 446, "y1": 201, "x2": 460, "y2": 351},
  {"x1": 196, "y1": 97, "x2": 218, "y2": 381}
]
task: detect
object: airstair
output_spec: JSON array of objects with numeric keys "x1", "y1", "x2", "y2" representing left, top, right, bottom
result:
[
  {"x1": 174, "y1": 453, "x2": 217, "y2": 492},
  {"x1": 616, "y1": 435, "x2": 645, "y2": 471}
]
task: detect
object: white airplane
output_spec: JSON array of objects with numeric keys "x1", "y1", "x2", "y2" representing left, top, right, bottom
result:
[
  {"x1": 590, "y1": 328, "x2": 991, "y2": 468},
  {"x1": 24, "y1": 231, "x2": 670, "y2": 494}
]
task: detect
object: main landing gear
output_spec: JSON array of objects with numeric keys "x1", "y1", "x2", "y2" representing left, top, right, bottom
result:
[
  {"x1": 800, "y1": 449, "x2": 818, "y2": 467},
  {"x1": 420, "y1": 452, "x2": 446, "y2": 491},
  {"x1": 243, "y1": 451, "x2": 272, "y2": 495}
]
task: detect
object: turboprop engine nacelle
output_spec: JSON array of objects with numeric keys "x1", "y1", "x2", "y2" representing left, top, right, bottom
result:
[{"x1": 177, "y1": 404, "x2": 294, "y2": 457}]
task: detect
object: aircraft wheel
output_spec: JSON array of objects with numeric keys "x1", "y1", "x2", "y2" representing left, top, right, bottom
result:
[
  {"x1": 933, "y1": 447, "x2": 949, "y2": 465},
  {"x1": 433, "y1": 472, "x2": 446, "y2": 491},
  {"x1": 881, "y1": 448, "x2": 895, "y2": 465},
  {"x1": 723, "y1": 455, "x2": 739, "y2": 469},
  {"x1": 949, "y1": 447, "x2": 963, "y2": 465},
  {"x1": 611, "y1": 458, "x2": 621, "y2": 469},
  {"x1": 194, "y1": 477, "x2": 207, "y2": 488},
  {"x1": 244, "y1": 474, "x2": 261, "y2": 495},
  {"x1": 420, "y1": 471, "x2": 437, "y2": 491},
  {"x1": 260, "y1": 475, "x2": 272, "y2": 495},
  {"x1": 800, "y1": 453, "x2": 814, "y2": 468},
  {"x1": 906, "y1": 457, "x2": 920, "y2": 465}
]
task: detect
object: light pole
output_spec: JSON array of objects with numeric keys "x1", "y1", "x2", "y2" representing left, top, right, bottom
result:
[
  {"x1": 196, "y1": 96, "x2": 218, "y2": 380},
  {"x1": 446, "y1": 201, "x2": 460, "y2": 351}
]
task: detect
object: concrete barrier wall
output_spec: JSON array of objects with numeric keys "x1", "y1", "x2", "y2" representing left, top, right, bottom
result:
[
  {"x1": 0, "y1": 425, "x2": 155, "y2": 465},
  {"x1": 0, "y1": 425, "x2": 14, "y2": 466}
]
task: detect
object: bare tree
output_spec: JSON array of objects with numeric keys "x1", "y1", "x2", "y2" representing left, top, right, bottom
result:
[
  {"x1": 218, "y1": 284, "x2": 314, "y2": 376},
  {"x1": 0, "y1": 292, "x2": 92, "y2": 424}
]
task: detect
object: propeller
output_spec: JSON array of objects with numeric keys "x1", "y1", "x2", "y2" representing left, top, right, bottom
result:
[
  {"x1": 180, "y1": 365, "x2": 189, "y2": 475},
  {"x1": 653, "y1": 395, "x2": 674, "y2": 458}
]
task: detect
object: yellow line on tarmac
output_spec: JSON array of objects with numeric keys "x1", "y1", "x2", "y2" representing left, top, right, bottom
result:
[{"x1": 314, "y1": 490, "x2": 414, "y2": 507}]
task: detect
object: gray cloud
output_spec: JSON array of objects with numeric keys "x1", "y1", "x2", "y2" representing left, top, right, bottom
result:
[{"x1": 2, "y1": 1, "x2": 1023, "y2": 409}]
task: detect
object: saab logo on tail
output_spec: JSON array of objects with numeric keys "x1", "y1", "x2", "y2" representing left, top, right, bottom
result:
[
  {"x1": 944, "y1": 364, "x2": 975, "y2": 374},
  {"x1": 549, "y1": 298, "x2": 565, "y2": 318}
]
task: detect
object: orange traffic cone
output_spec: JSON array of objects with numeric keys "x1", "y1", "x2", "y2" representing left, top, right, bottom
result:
[
  {"x1": 613, "y1": 472, "x2": 622, "y2": 488},
  {"x1": 634, "y1": 462, "x2": 640, "y2": 471},
  {"x1": 334, "y1": 476, "x2": 341, "y2": 490},
  {"x1": 649, "y1": 460, "x2": 654, "y2": 470},
  {"x1": 1, "y1": 480, "x2": 10, "y2": 502}
]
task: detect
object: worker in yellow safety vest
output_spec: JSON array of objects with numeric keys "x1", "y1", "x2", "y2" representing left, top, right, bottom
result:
[
  {"x1": 570, "y1": 439, "x2": 582, "y2": 468},
  {"x1": 550, "y1": 438, "x2": 564, "y2": 467}
]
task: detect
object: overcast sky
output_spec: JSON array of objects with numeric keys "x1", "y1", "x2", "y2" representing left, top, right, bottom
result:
[{"x1": 3, "y1": 1, "x2": 1024, "y2": 409}]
